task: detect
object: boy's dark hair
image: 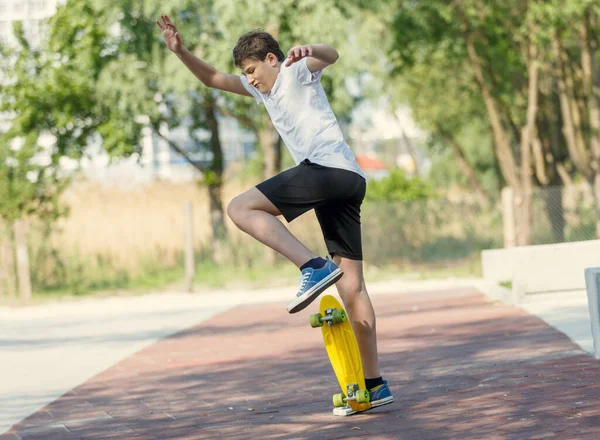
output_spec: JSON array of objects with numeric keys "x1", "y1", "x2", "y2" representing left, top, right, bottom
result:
[{"x1": 233, "y1": 29, "x2": 285, "y2": 67}]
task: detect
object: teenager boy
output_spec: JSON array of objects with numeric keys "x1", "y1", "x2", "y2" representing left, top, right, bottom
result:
[{"x1": 156, "y1": 15, "x2": 393, "y2": 415}]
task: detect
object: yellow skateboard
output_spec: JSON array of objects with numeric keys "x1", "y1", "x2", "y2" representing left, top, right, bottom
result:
[{"x1": 310, "y1": 295, "x2": 372, "y2": 412}]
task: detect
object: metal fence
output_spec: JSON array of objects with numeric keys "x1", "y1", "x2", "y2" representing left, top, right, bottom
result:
[
  {"x1": 529, "y1": 185, "x2": 597, "y2": 245},
  {"x1": 360, "y1": 198, "x2": 503, "y2": 267},
  {"x1": 292, "y1": 184, "x2": 598, "y2": 270}
]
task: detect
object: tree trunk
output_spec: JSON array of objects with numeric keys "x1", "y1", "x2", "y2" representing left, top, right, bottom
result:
[
  {"x1": 581, "y1": 11, "x2": 600, "y2": 238},
  {"x1": 535, "y1": 84, "x2": 563, "y2": 186},
  {"x1": 0, "y1": 231, "x2": 16, "y2": 300},
  {"x1": 207, "y1": 182, "x2": 228, "y2": 262},
  {"x1": 275, "y1": 134, "x2": 283, "y2": 173},
  {"x1": 205, "y1": 92, "x2": 229, "y2": 262},
  {"x1": 401, "y1": 129, "x2": 420, "y2": 176},
  {"x1": 257, "y1": 115, "x2": 281, "y2": 265},
  {"x1": 537, "y1": 102, "x2": 567, "y2": 243},
  {"x1": 552, "y1": 34, "x2": 592, "y2": 177},
  {"x1": 259, "y1": 113, "x2": 279, "y2": 180},
  {"x1": 542, "y1": 187, "x2": 565, "y2": 243},
  {"x1": 501, "y1": 187, "x2": 517, "y2": 248},
  {"x1": 590, "y1": 173, "x2": 600, "y2": 239},
  {"x1": 586, "y1": 12, "x2": 600, "y2": 166},
  {"x1": 13, "y1": 219, "x2": 31, "y2": 302},
  {"x1": 517, "y1": 34, "x2": 540, "y2": 246},
  {"x1": 556, "y1": 163, "x2": 573, "y2": 186},
  {"x1": 464, "y1": 30, "x2": 528, "y2": 245},
  {"x1": 184, "y1": 201, "x2": 195, "y2": 292},
  {"x1": 465, "y1": 35, "x2": 520, "y2": 189},
  {"x1": 0, "y1": 244, "x2": 5, "y2": 300}
]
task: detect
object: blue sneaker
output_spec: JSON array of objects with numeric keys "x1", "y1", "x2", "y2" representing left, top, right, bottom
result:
[
  {"x1": 333, "y1": 380, "x2": 394, "y2": 416},
  {"x1": 369, "y1": 380, "x2": 395, "y2": 407},
  {"x1": 286, "y1": 257, "x2": 343, "y2": 314}
]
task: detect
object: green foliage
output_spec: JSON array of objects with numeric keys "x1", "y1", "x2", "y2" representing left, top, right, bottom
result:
[
  {"x1": 201, "y1": 169, "x2": 221, "y2": 186},
  {"x1": 4, "y1": 0, "x2": 144, "y2": 161},
  {"x1": 0, "y1": 0, "x2": 147, "y2": 225},
  {"x1": 365, "y1": 168, "x2": 432, "y2": 202},
  {"x1": 383, "y1": 0, "x2": 600, "y2": 197},
  {"x1": 427, "y1": 121, "x2": 500, "y2": 193},
  {"x1": 0, "y1": 148, "x2": 70, "y2": 223},
  {"x1": 0, "y1": 31, "x2": 70, "y2": 223}
]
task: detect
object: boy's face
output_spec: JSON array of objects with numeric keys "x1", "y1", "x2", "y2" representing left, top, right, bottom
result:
[{"x1": 240, "y1": 53, "x2": 281, "y2": 94}]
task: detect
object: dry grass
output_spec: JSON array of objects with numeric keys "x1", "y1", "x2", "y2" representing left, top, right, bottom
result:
[
  {"x1": 12, "y1": 177, "x2": 567, "y2": 297},
  {"x1": 56, "y1": 179, "x2": 214, "y2": 262},
  {"x1": 49, "y1": 177, "x2": 327, "y2": 276}
]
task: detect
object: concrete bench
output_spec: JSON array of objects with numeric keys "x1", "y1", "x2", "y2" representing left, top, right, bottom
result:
[{"x1": 481, "y1": 240, "x2": 600, "y2": 301}]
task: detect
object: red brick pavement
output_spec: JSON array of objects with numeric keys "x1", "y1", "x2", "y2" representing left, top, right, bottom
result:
[{"x1": 4, "y1": 287, "x2": 600, "y2": 439}]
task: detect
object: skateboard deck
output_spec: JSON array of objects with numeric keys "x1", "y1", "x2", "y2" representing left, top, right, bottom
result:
[{"x1": 310, "y1": 295, "x2": 372, "y2": 412}]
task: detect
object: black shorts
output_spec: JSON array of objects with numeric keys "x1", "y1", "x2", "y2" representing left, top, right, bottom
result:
[{"x1": 256, "y1": 159, "x2": 367, "y2": 260}]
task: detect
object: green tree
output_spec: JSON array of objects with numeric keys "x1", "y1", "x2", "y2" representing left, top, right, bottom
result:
[
  {"x1": 0, "y1": 23, "x2": 73, "y2": 298},
  {"x1": 365, "y1": 168, "x2": 432, "y2": 202},
  {"x1": 95, "y1": 0, "x2": 232, "y2": 254},
  {"x1": 385, "y1": 0, "x2": 596, "y2": 244},
  {"x1": 541, "y1": 0, "x2": 600, "y2": 237},
  {"x1": 386, "y1": 54, "x2": 497, "y2": 201},
  {"x1": 0, "y1": 24, "x2": 73, "y2": 218},
  {"x1": 42, "y1": 0, "x2": 233, "y2": 259}
]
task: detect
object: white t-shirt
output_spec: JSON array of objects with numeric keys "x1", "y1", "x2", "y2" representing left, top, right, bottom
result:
[{"x1": 240, "y1": 58, "x2": 365, "y2": 178}]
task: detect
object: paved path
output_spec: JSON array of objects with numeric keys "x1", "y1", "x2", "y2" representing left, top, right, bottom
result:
[
  {"x1": 4, "y1": 286, "x2": 600, "y2": 439},
  {"x1": 0, "y1": 293, "x2": 231, "y2": 433},
  {"x1": 0, "y1": 278, "x2": 481, "y2": 434}
]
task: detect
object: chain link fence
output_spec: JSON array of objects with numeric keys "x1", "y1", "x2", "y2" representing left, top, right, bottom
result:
[
  {"x1": 279, "y1": 196, "x2": 504, "y2": 273},
  {"x1": 292, "y1": 184, "x2": 598, "y2": 272},
  {"x1": 360, "y1": 198, "x2": 503, "y2": 268},
  {"x1": 529, "y1": 185, "x2": 597, "y2": 245}
]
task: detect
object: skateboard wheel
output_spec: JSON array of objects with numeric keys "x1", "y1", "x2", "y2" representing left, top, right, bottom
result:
[
  {"x1": 309, "y1": 313, "x2": 324, "y2": 328},
  {"x1": 333, "y1": 393, "x2": 346, "y2": 407},
  {"x1": 356, "y1": 389, "x2": 370, "y2": 403},
  {"x1": 330, "y1": 309, "x2": 346, "y2": 325}
]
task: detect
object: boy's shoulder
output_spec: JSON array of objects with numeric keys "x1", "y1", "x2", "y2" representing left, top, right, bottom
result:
[
  {"x1": 282, "y1": 58, "x2": 323, "y2": 87},
  {"x1": 280, "y1": 58, "x2": 298, "y2": 76}
]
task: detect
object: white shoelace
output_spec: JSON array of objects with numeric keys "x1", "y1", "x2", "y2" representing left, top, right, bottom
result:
[{"x1": 297, "y1": 272, "x2": 311, "y2": 293}]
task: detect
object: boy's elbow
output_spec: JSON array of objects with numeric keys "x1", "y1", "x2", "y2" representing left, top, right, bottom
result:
[{"x1": 330, "y1": 48, "x2": 339, "y2": 63}]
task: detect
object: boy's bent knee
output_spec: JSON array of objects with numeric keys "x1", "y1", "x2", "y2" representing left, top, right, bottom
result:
[
  {"x1": 227, "y1": 188, "x2": 281, "y2": 225},
  {"x1": 227, "y1": 195, "x2": 246, "y2": 226}
]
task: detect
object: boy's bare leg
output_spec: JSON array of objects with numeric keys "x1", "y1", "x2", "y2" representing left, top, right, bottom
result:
[
  {"x1": 331, "y1": 255, "x2": 380, "y2": 379},
  {"x1": 227, "y1": 187, "x2": 315, "y2": 268}
]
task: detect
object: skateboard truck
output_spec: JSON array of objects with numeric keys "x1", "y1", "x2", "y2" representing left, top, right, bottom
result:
[
  {"x1": 345, "y1": 384, "x2": 360, "y2": 401},
  {"x1": 333, "y1": 384, "x2": 369, "y2": 407},
  {"x1": 309, "y1": 307, "x2": 346, "y2": 328}
]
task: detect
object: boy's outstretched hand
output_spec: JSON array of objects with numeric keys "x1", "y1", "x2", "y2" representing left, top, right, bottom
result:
[
  {"x1": 157, "y1": 15, "x2": 184, "y2": 54},
  {"x1": 285, "y1": 45, "x2": 313, "y2": 66}
]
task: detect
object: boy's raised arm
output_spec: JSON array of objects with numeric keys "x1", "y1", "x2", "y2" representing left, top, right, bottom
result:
[
  {"x1": 175, "y1": 48, "x2": 251, "y2": 96},
  {"x1": 285, "y1": 44, "x2": 339, "y2": 72},
  {"x1": 156, "y1": 15, "x2": 251, "y2": 97}
]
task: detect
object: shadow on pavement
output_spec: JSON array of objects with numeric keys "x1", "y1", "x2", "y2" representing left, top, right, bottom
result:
[{"x1": 6, "y1": 288, "x2": 600, "y2": 439}]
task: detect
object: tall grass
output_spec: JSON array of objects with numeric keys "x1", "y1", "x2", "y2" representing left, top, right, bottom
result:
[
  {"x1": 25, "y1": 177, "x2": 331, "y2": 297},
  {"x1": 6, "y1": 178, "x2": 594, "y2": 300}
]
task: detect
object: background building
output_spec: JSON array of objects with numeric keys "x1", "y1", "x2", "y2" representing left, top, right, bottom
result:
[{"x1": 0, "y1": 0, "x2": 57, "y2": 48}]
